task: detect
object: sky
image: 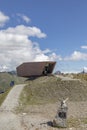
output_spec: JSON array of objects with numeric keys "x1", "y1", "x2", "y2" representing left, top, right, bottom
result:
[{"x1": 0, "y1": 0, "x2": 87, "y2": 73}]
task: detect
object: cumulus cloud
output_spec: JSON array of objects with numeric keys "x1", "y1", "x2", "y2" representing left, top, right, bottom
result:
[
  {"x1": 17, "y1": 13, "x2": 31, "y2": 23},
  {"x1": 0, "y1": 11, "x2": 9, "y2": 27},
  {"x1": 0, "y1": 24, "x2": 59, "y2": 71},
  {"x1": 81, "y1": 45, "x2": 87, "y2": 49},
  {"x1": 0, "y1": 11, "x2": 61, "y2": 72},
  {"x1": 22, "y1": 15, "x2": 30, "y2": 23},
  {"x1": 64, "y1": 51, "x2": 87, "y2": 61},
  {"x1": 5, "y1": 25, "x2": 46, "y2": 38},
  {"x1": 49, "y1": 53, "x2": 62, "y2": 61}
]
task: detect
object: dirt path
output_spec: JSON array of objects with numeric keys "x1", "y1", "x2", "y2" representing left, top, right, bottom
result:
[
  {"x1": 0, "y1": 84, "x2": 25, "y2": 130},
  {"x1": 0, "y1": 84, "x2": 25, "y2": 112}
]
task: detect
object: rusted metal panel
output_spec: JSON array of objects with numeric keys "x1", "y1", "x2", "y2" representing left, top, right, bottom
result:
[{"x1": 16, "y1": 61, "x2": 56, "y2": 77}]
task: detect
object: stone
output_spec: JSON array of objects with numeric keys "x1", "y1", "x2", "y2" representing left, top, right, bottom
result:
[
  {"x1": 53, "y1": 117, "x2": 67, "y2": 128},
  {"x1": 53, "y1": 98, "x2": 68, "y2": 128}
]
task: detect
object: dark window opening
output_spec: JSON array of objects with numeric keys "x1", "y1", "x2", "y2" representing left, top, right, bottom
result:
[{"x1": 43, "y1": 64, "x2": 50, "y2": 75}]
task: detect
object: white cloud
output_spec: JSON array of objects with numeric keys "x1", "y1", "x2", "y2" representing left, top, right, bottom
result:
[
  {"x1": 49, "y1": 53, "x2": 62, "y2": 61},
  {"x1": 81, "y1": 45, "x2": 87, "y2": 49},
  {"x1": 64, "y1": 51, "x2": 87, "y2": 61},
  {"x1": 22, "y1": 15, "x2": 31, "y2": 23},
  {"x1": 0, "y1": 25, "x2": 59, "y2": 71},
  {"x1": 0, "y1": 11, "x2": 9, "y2": 27},
  {"x1": 17, "y1": 13, "x2": 31, "y2": 23},
  {"x1": 5, "y1": 25, "x2": 46, "y2": 38}
]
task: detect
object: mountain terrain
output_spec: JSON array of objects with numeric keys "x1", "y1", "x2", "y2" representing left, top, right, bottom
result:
[{"x1": 1, "y1": 73, "x2": 87, "y2": 129}]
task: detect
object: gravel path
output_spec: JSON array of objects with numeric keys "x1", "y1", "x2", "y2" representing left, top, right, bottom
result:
[
  {"x1": 0, "y1": 84, "x2": 25, "y2": 130},
  {"x1": 0, "y1": 84, "x2": 25, "y2": 112}
]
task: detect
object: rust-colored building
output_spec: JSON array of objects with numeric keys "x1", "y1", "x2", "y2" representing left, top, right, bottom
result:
[{"x1": 16, "y1": 61, "x2": 56, "y2": 77}]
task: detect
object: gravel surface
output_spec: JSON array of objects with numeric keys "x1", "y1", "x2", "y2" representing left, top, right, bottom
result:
[
  {"x1": 0, "y1": 84, "x2": 25, "y2": 130},
  {"x1": 0, "y1": 84, "x2": 25, "y2": 112},
  {"x1": 0, "y1": 84, "x2": 87, "y2": 130}
]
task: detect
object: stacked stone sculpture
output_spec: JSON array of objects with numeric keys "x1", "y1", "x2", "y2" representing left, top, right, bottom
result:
[{"x1": 53, "y1": 98, "x2": 68, "y2": 128}]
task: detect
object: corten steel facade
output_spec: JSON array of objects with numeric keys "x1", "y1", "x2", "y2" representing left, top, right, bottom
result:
[{"x1": 16, "y1": 61, "x2": 56, "y2": 77}]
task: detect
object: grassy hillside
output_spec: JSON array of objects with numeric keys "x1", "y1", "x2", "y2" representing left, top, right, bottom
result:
[
  {"x1": 73, "y1": 73, "x2": 87, "y2": 81},
  {"x1": 0, "y1": 72, "x2": 25, "y2": 91},
  {"x1": 19, "y1": 75, "x2": 87, "y2": 107},
  {"x1": 0, "y1": 72, "x2": 26, "y2": 106}
]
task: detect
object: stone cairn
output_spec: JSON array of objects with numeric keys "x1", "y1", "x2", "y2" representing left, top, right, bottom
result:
[{"x1": 53, "y1": 98, "x2": 68, "y2": 128}]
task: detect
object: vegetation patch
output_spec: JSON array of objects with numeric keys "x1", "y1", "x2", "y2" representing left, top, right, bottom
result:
[
  {"x1": 0, "y1": 72, "x2": 25, "y2": 91},
  {"x1": 0, "y1": 87, "x2": 12, "y2": 106},
  {"x1": 73, "y1": 73, "x2": 87, "y2": 81},
  {"x1": 67, "y1": 117, "x2": 87, "y2": 128},
  {"x1": 18, "y1": 75, "x2": 87, "y2": 112},
  {"x1": 0, "y1": 72, "x2": 26, "y2": 106}
]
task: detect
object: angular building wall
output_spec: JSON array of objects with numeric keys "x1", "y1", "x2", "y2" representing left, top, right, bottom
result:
[{"x1": 16, "y1": 61, "x2": 56, "y2": 77}]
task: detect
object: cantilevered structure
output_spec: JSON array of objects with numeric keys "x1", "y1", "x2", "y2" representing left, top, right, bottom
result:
[{"x1": 16, "y1": 61, "x2": 56, "y2": 77}]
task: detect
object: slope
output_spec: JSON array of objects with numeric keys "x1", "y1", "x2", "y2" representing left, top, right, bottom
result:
[{"x1": 19, "y1": 75, "x2": 87, "y2": 106}]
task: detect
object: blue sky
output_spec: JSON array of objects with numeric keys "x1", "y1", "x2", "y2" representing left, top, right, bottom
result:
[{"x1": 0, "y1": 0, "x2": 87, "y2": 73}]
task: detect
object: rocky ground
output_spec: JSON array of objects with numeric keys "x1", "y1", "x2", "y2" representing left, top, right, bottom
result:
[{"x1": 0, "y1": 84, "x2": 87, "y2": 130}]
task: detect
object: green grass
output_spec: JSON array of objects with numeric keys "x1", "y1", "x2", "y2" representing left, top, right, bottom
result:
[
  {"x1": 0, "y1": 72, "x2": 26, "y2": 91},
  {"x1": 73, "y1": 73, "x2": 87, "y2": 81},
  {"x1": 67, "y1": 117, "x2": 87, "y2": 128},
  {"x1": 0, "y1": 87, "x2": 12, "y2": 106},
  {"x1": 0, "y1": 72, "x2": 26, "y2": 106},
  {"x1": 67, "y1": 117, "x2": 80, "y2": 128}
]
